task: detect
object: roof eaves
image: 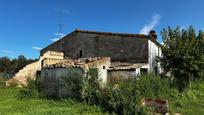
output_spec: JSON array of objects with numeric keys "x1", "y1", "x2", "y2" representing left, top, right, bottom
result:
[{"x1": 75, "y1": 29, "x2": 148, "y2": 38}]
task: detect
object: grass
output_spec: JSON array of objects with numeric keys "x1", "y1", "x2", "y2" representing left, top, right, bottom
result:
[
  {"x1": 170, "y1": 81, "x2": 204, "y2": 115},
  {"x1": 0, "y1": 88, "x2": 106, "y2": 115},
  {"x1": 1, "y1": 79, "x2": 204, "y2": 115}
]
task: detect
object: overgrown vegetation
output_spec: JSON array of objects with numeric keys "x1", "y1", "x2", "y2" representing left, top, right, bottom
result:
[
  {"x1": 56, "y1": 73, "x2": 173, "y2": 114},
  {"x1": 1, "y1": 67, "x2": 204, "y2": 115},
  {"x1": 18, "y1": 78, "x2": 40, "y2": 99},
  {"x1": 0, "y1": 77, "x2": 5, "y2": 88},
  {"x1": 170, "y1": 81, "x2": 204, "y2": 114},
  {"x1": 160, "y1": 26, "x2": 204, "y2": 91},
  {"x1": 1, "y1": 26, "x2": 204, "y2": 114},
  {"x1": 0, "y1": 88, "x2": 106, "y2": 115},
  {"x1": 2, "y1": 74, "x2": 204, "y2": 114},
  {"x1": 137, "y1": 74, "x2": 171, "y2": 99},
  {"x1": 59, "y1": 73, "x2": 83, "y2": 100}
]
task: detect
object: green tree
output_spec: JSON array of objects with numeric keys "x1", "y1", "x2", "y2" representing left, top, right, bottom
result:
[
  {"x1": 0, "y1": 55, "x2": 37, "y2": 79},
  {"x1": 0, "y1": 57, "x2": 11, "y2": 73},
  {"x1": 160, "y1": 26, "x2": 204, "y2": 90}
]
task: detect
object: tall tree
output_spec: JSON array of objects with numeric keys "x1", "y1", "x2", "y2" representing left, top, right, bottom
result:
[
  {"x1": 0, "y1": 57, "x2": 11, "y2": 73},
  {"x1": 0, "y1": 55, "x2": 38, "y2": 79},
  {"x1": 160, "y1": 26, "x2": 204, "y2": 90}
]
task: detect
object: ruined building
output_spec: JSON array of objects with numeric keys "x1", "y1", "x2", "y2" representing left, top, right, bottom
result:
[{"x1": 6, "y1": 29, "x2": 161, "y2": 88}]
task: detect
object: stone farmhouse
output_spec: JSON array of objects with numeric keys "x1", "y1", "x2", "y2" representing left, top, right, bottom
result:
[{"x1": 6, "y1": 29, "x2": 161, "y2": 88}]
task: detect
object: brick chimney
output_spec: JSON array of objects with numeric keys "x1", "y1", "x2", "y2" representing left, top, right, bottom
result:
[{"x1": 149, "y1": 30, "x2": 157, "y2": 40}]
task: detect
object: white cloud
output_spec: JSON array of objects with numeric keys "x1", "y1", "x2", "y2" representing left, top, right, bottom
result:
[
  {"x1": 50, "y1": 38, "x2": 60, "y2": 42},
  {"x1": 32, "y1": 46, "x2": 42, "y2": 51},
  {"x1": 140, "y1": 14, "x2": 161, "y2": 34},
  {"x1": 54, "y1": 32, "x2": 65, "y2": 37},
  {"x1": 50, "y1": 33, "x2": 65, "y2": 42},
  {"x1": 1, "y1": 50, "x2": 15, "y2": 54}
]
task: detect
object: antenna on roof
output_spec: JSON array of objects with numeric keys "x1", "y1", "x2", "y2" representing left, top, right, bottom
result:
[
  {"x1": 57, "y1": 23, "x2": 65, "y2": 51},
  {"x1": 58, "y1": 23, "x2": 64, "y2": 34}
]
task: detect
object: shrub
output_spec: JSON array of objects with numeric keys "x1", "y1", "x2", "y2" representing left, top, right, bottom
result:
[
  {"x1": 41, "y1": 71, "x2": 172, "y2": 114},
  {"x1": 58, "y1": 75, "x2": 83, "y2": 100},
  {"x1": 82, "y1": 75, "x2": 151, "y2": 114},
  {"x1": 80, "y1": 73, "x2": 175, "y2": 114},
  {"x1": 18, "y1": 78, "x2": 39, "y2": 99},
  {"x1": 137, "y1": 74, "x2": 172, "y2": 99},
  {"x1": 0, "y1": 77, "x2": 5, "y2": 88},
  {"x1": 99, "y1": 81, "x2": 149, "y2": 115},
  {"x1": 82, "y1": 68, "x2": 101, "y2": 105}
]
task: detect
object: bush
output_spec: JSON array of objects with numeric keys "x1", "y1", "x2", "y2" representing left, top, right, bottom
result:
[
  {"x1": 99, "y1": 81, "x2": 149, "y2": 115},
  {"x1": 137, "y1": 74, "x2": 172, "y2": 99},
  {"x1": 78, "y1": 73, "x2": 174, "y2": 114},
  {"x1": 41, "y1": 71, "x2": 173, "y2": 114},
  {"x1": 18, "y1": 78, "x2": 39, "y2": 99},
  {"x1": 82, "y1": 69, "x2": 101, "y2": 105},
  {"x1": 59, "y1": 75, "x2": 83, "y2": 100},
  {"x1": 0, "y1": 77, "x2": 5, "y2": 88},
  {"x1": 82, "y1": 74, "x2": 156, "y2": 114}
]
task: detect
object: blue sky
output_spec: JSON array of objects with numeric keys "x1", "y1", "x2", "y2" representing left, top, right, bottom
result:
[{"x1": 0, "y1": 0, "x2": 204, "y2": 59}]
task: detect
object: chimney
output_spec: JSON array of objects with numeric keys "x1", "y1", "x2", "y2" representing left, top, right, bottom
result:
[{"x1": 149, "y1": 30, "x2": 157, "y2": 40}]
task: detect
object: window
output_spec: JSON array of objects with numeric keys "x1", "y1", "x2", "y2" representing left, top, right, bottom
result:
[
  {"x1": 41, "y1": 59, "x2": 44, "y2": 67},
  {"x1": 154, "y1": 67, "x2": 158, "y2": 75},
  {"x1": 79, "y1": 50, "x2": 83, "y2": 58}
]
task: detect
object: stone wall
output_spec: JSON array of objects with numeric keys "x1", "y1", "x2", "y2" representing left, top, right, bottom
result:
[
  {"x1": 40, "y1": 68, "x2": 84, "y2": 97},
  {"x1": 40, "y1": 57, "x2": 111, "y2": 97},
  {"x1": 6, "y1": 61, "x2": 41, "y2": 86},
  {"x1": 85, "y1": 57, "x2": 111, "y2": 84},
  {"x1": 41, "y1": 32, "x2": 149, "y2": 63},
  {"x1": 107, "y1": 69, "x2": 138, "y2": 83},
  {"x1": 41, "y1": 51, "x2": 64, "y2": 59},
  {"x1": 6, "y1": 51, "x2": 65, "y2": 86}
]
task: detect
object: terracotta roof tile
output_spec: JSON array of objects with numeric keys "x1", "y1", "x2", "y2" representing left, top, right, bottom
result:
[
  {"x1": 44, "y1": 57, "x2": 109, "y2": 69},
  {"x1": 108, "y1": 62, "x2": 146, "y2": 70}
]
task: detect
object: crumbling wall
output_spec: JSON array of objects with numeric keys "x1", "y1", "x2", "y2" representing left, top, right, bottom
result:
[
  {"x1": 86, "y1": 57, "x2": 111, "y2": 84},
  {"x1": 6, "y1": 51, "x2": 65, "y2": 87}
]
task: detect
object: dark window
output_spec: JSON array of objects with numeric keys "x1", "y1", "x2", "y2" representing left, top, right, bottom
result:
[
  {"x1": 154, "y1": 67, "x2": 158, "y2": 75},
  {"x1": 103, "y1": 66, "x2": 106, "y2": 69},
  {"x1": 79, "y1": 50, "x2": 83, "y2": 58},
  {"x1": 140, "y1": 68, "x2": 148, "y2": 75},
  {"x1": 41, "y1": 59, "x2": 44, "y2": 67}
]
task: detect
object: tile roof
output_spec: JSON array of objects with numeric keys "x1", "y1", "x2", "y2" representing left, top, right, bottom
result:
[
  {"x1": 108, "y1": 62, "x2": 146, "y2": 70},
  {"x1": 43, "y1": 57, "x2": 108, "y2": 69}
]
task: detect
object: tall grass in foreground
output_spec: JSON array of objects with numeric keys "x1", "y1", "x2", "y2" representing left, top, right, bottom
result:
[
  {"x1": 0, "y1": 88, "x2": 106, "y2": 115},
  {"x1": 0, "y1": 77, "x2": 5, "y2": 88},
  {"x1": 58, "y1": 73, "x2": 173, "y2": 114},
  {"x1": 4, "y1": 73, "x2": 204, "y2": 115}
]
